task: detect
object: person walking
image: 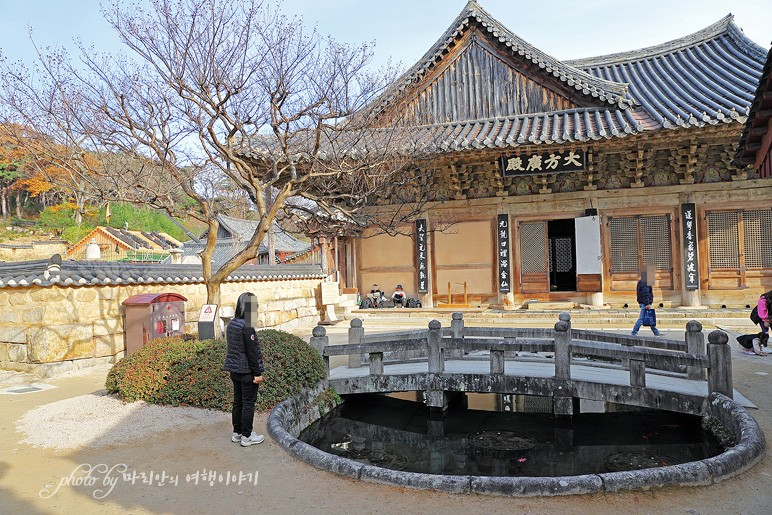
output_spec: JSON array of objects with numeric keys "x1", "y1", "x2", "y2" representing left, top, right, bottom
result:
[
  {"x1": 222, "y1": 292, "x2": 265, "y2": 447},
  {"x1": 631, "y1": 265, "x2": 661, "y2": 336}
]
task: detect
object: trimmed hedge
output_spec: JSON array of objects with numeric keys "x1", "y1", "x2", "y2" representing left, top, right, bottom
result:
[{"x1": 106, "y1": 330, "x2": 326, "y2": 412}]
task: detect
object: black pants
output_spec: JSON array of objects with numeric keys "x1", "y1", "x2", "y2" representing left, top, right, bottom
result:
[{"x1": 231, "y1": 372, "x2": 258, "y2": 437}]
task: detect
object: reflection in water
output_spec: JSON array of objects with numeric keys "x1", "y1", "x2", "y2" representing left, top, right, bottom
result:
[{"x1": 299, "y1": 395, "x2": 724, "y2": 477}]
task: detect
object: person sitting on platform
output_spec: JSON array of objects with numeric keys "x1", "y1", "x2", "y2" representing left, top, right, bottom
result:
[
  {"x1": 368, "y1": 284, "x2": 385, "y2": 306},
  {"x1": 391, "y1": 284, "x2": 407, "y2": 307}
]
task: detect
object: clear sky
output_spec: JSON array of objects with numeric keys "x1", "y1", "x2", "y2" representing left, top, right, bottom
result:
[{"x1": 1, "y1": 0, "x2": 770, "y2": 71}]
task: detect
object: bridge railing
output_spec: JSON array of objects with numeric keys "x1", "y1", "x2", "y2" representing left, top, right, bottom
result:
[{"x1": 312, "y1": 312, "x2": 733, "y2": 398}]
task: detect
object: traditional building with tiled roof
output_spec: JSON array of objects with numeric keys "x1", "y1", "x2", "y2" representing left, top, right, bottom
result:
[
  {"x1": 179, "y1": 214, "x2": 312, "y2": 267},
  {"x1": 335, "y1": 1, "x2": 770, "y2": 308},
  {"x1": 67, "y1": 226, "x2": 183, "y2": 263},
  {"x1": 736, "y1": 42, "x2": 772, "y2": 178}
]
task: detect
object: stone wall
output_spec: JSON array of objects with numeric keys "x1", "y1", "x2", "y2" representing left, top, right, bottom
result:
[
  {"x1": 0, "y1": 277, "x2": 323, "y2": 376},
  {"x1": 0, "y1": 240, "x2": 68, "y2": 262}
]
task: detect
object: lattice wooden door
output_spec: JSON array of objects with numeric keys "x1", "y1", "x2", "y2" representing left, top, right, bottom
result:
[{"x1": 519, "y1": 221, "x2": 549, "y2": 293}]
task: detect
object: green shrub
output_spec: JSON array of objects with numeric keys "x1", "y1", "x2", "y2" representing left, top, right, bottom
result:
[
  {"x1": 105, "y1": 336, "x2": 204, "y2": 403},
  {"x1": 106, "y1": 330, "x2": 326, "y2": 412}
]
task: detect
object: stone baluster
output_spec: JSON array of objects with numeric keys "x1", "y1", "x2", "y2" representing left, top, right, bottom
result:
[
  {"x1": 428, "y1": 320, "x2": 444, "y2": 374},
  {"x1": 630, "y1": 357, "x2": 646, "y2": 387},
  {"x1": 707, "y1": 330, "x2": 732, "y2": 398},
  {"x1": 490, "y1": 348, "x2": 505, "y2": 374},
  {"x1": 309, "y1": 324, "x2": 329, "y2": 375},
  {"x1": 369, "y1": 351, "x2": 384, "y2": 375},
  {"x1": 685, "y1": 320, "x2": 706, "y2": 380},
  {"x1": 553, "y1": 314, "x2": 573, "y2": 416},
  {"x1": 449, "y1": 312, "x2": 464, "y2": 359},
  {"x1": 554, "y1": 314, "x2": 572, "y2": 381},
  {"x1": 348, "y1": 318, "x2": 364, "y2": 368}
]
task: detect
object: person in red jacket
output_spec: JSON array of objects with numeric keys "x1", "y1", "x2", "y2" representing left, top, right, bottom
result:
[{"x1": 757, "y1": 290, "x2": 772, "y2": 338}]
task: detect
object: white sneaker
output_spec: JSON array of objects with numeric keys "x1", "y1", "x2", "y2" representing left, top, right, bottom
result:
[
  {"x1": 241, "y1": 432, "x2": 265, "y2": 447},
  {"x1": 752, "y1": 338, "x2": 763, "y2": 355},
  {"x1": 232, "y1": 432, "x2": 241, "y2": 443}
]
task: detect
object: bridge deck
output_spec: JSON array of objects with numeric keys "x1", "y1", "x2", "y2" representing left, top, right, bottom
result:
[{"x1": 329, "y1": 360, "x2": 755, "y2": 409}]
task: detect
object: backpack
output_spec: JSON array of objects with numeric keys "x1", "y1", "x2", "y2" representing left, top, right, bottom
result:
[
  {"x1": 406, "y1": 298, "x2": 422, "y2": 308},
  {"x1": 750, "y1": 306, "x2": 762, "y2": 325}
]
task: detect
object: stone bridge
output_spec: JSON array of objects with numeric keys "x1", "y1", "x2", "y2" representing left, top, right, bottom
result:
[{"x1": 312, "y1": 312, "x2": 735, "y2": 416}]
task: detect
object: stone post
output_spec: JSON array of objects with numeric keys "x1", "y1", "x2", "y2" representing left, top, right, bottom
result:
[
  {"x1": 630, "y1": 358, "x2": 646, "y2": 387},
  {"x1": 490, "y1": 349, "x2": 505, "y2": 374},
  {"x1": 685, "y1": 320, "x2": 706, "y2": 381},
  {"x1": 309, "y1": 324, "x2": 329, "y2": 375},
  {"x1": 450, "y1": 312, "x2": 464, "y2": 359},
  {"x1": 707, "y1": 330, "x2": 732, "y2": 398},
  {"x1": 554, "y1": 315, "x2": 572, "y2": 381},
  {"x1": 348, "y1": 318, "x2": 364, "y2": 368},
  {"x1": 369, "y1": 352, "x2": 384, "y2": 375},
  {"x1": 427, "y1": 320, "x2": 444, "y2": 374},
  {"x1": 553, "y1": 314, "x2": 573, "y2": 416}
]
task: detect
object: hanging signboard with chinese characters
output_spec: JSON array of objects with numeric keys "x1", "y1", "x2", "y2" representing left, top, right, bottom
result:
[
  {"x1": 681, "y1": 203, "x2": 700, "y2": 290},
  {"x1": 497, "y1": 214, "x2": 511, "y2": 293},
  {"x1": 499, "y1": 149, "x2": 585, "y2": 176},
  {"x1": 415, "y1": 219, "x2": 428, "y2": 293}
]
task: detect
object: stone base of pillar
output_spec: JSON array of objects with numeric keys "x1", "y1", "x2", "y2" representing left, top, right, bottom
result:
[
  {"x1": 425, "y1": 390, "x2": 448, "y2": 410},
  {"x1": 553, "y1": 396, "x2": 575, "y2": 416}
]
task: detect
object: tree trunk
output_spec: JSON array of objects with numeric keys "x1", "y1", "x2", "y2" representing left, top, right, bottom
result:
[
  {"x1": 74, "y1": 195, "x2": 84, "y2": 227},
  {"x1": 15, "y1": 192, "x2": 22, "y2": 218},
  {"x1": 205, "y1": 279, "x2": 222, "y2": 306},
  {"x1": 1, "y1": 187, "x2": 7, "y2": 220}
]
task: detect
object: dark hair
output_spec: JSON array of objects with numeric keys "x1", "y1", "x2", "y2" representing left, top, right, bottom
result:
[{"x1": 234, "y1": 292, "x2": 257, "y2": 319}]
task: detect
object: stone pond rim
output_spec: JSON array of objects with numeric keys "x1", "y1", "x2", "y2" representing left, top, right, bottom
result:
[{"x1": 267, "y1": 388, "x2": 766, "y2": 496}]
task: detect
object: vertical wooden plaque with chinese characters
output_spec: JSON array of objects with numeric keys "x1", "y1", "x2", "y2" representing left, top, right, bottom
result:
[
  {"x1": 415, "y1": 219, "x2": 428, "y2": 293},
  {"x1": 681, "y1": 203, "x2": 699, "y2": 290},
  {"x1": 497, "y1": 214, "x2": 511, "y2": 292}
]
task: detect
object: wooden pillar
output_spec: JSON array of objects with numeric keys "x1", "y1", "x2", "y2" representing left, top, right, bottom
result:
[
  {"x1": 422, "y1": 213, "x2": 434, "y2": 308},
  {"x1": 679, "y1": 194, "x2": 702, "y2": 307}
]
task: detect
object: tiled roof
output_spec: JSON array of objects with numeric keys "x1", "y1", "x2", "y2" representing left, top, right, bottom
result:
[
  {"x1": 0, "y1": 255, "x2": 324, "y2": 289},
  {"x1": 185, "y1": 215, "x2": 311, "y2": 267},
  {"x1": 736, "y1": 42, "x2": 772, "y2": 168},
  {"x1": 377, "y1": 8, "x2": 765, "y2": 152},
  {"x1": 567, "y1": 15, "x2": 766, "y2": 130},
  {"x1": 369, "y1": 0, "x2": 634, "y2": 119},
  {"x1": 409, "y1": 107, "x2": 655, "y2": 152}
]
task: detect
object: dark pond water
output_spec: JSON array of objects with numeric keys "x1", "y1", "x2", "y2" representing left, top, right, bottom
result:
[{"x1": 298, "y1": 395, "x2": 724, "y2": 477}]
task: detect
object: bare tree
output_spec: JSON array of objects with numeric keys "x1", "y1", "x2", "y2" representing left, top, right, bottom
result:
[{"x1": 0, "y1": 0, "x2": 435, "y2": 303}]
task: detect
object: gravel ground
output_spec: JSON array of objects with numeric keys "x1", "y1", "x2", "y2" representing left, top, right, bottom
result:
[{"x1": 16, "y1": 393, "x2": 228, "y2": 450}]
